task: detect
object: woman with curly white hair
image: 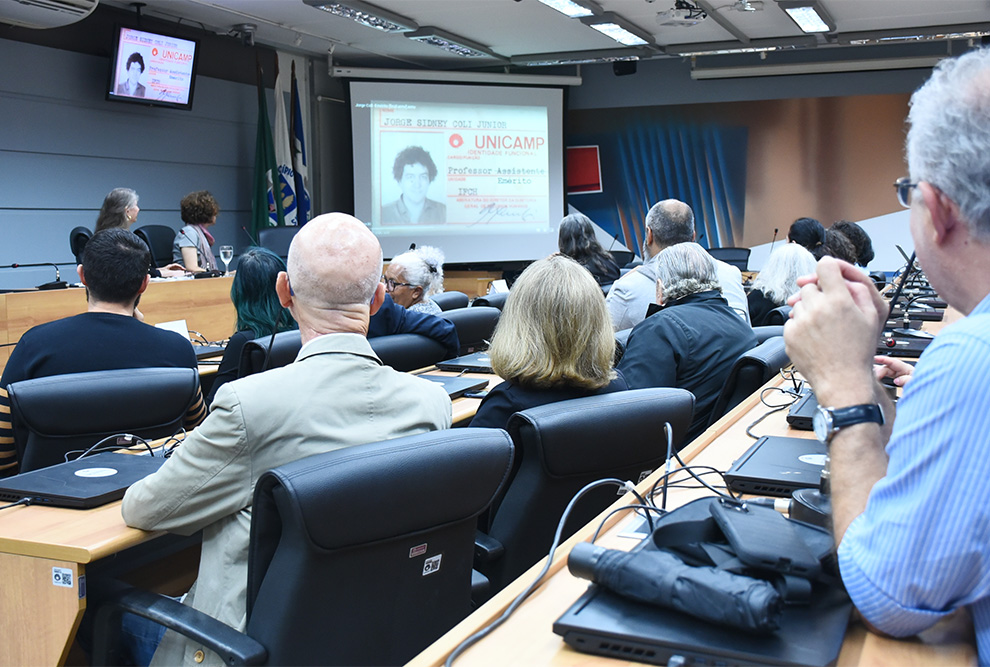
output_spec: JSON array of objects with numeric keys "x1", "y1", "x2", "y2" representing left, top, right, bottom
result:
[{"x1": 382, "y1": 245, "x2": 446, "y2": 315}]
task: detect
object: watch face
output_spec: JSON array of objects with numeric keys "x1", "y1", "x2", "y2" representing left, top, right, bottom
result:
[{"x1": 813, "y1": 406, "x2": 831, "y2": 442}]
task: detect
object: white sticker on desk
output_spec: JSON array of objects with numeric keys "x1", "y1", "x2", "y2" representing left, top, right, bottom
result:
[
  {"x1": 74, "y1": 467, "x2": 118, "y2": 478},
  {"x1": 798, "y1": 454, "x2": 827, "y2": 467},
  {"x1": 52, "y1": 567, "x2": 73, "y2": 588}
]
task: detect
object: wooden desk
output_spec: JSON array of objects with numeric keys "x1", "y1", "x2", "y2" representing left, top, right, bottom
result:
[
  {"x1": 0, "y1": 277, "x2": 236, "y2": 374},
  {"x1": 409, "y1": 375, "x2": 977, "y2": 667}
]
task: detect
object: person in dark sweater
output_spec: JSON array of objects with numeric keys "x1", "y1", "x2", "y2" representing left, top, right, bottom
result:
[
  {"x1": 0, "y1": 229, "x2": 206, "y2": 478},
  {"x1": 747, "y1": 242, "x2": 817, "y2": 326},
  {"x1": 557, "y1": 213, "x2": 621, "y2": 286},
  {"x1": 470, "y1": 254, "x2": 626, "y2": 431},
  {"x1": 207, "y1": 247, "x2": 297, "y2": 405},
  {"x1": 618, "y1": 242, "x2": 757, "y2": 443}
]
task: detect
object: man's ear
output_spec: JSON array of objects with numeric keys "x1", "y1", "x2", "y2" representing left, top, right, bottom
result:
[
  {"x1": 136, "y1": 274, "x2": 150, "y2": 295},
  {"x1": 77, "y1": 265, "x2": 86, "y2": 285},
  {"x1": 919, "y1": 181, "x2": 960, "y2": 245},
  {"x1": 645, "y1": 227, "x2": 654, "y2": 248},
  {"x1": 369, "y1": 282, "x2": 386, "y2": 317},
  {"x1": 275, "y1": 271, "x2": 293, "y2": 308},
  {"x1": 655, "y1": 279, "x2": 664, "y2": 306}
]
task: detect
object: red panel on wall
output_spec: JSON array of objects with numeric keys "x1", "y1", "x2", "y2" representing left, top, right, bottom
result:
[{"x1": 566, "y1": 145, "x2": 602, "y2": 195}]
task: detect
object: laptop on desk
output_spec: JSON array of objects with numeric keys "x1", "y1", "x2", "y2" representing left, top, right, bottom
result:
[
  {"x1": 415, "y1": 374, "x2": 489, "y2": 400},
  {"x1": 723, "y1": 436, "x2": 826, "y2": 498},
  {"x1": 0, "y1": 452, "x2": 166, "y2": 509},
  {"x1": 434, "y1": 352, "x2": 494, "y2": 374}
]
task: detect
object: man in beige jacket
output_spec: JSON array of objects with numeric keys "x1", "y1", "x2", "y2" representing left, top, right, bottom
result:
[{"x1": 121, "y1": 213, "x2": 452, "y2": 666}]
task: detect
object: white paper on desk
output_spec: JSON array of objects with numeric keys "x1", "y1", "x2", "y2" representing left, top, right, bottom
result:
[
  {"x1": 488, "y1": 279, "x2": 509, "y2": 294},
  {"x1": 156, "y1": 319, "x2": 190, "y2": 340}
]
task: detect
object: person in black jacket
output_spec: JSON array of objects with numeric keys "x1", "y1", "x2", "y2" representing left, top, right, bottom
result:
[
  {"x1": 618, "y1": 242, "x2": 756, "y2": 442},
  {"x1": 558, "y1": 213, "x2": 621, "y2": 286}
]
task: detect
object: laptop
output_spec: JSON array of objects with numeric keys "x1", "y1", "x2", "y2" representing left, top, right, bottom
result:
[
  {"x1": 786, "y1": 390, "x2": 818, "y2": 431},
  {"x1": 154, "y1": 319, "x2": 226, "y2": 360},
  {"x1": 435, "y1": 351, "x2": 494, "y2": 374},
  {"x1": 0, "y1": 452, "x2": 166, "y2": 509},
  {"x1": 723, "y1": 435, "x2": 826, "y2": 497},
  {"x1": 415, "y1": 374, "x2": 489, "y2": 399}
]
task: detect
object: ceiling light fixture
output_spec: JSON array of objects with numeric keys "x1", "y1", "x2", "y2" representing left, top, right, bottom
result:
[
  {"x1": 302, "y1": 0, "x2": 418, "y2": 33},
  {"x1": 838, "y1": 23, "x2": 990, "y2": 46},
  {"x1": 776, "y1": 1, "x2": 834, "y2": 33},
  {"x1": 511, "y1": 47, "x2": 650, "y2": 67},
  {"x1": 667, "y1": 35, "x2": 814, "y2": 56},
  {"x1": 405, "y1": 27, "x2": 502, "y2": 58},
  {"x1": 535, "y1": 0, "x2": 600, "y2": 19},
  {"x1": 581, "y1": 12, "x2": 654, "y2": 46}
]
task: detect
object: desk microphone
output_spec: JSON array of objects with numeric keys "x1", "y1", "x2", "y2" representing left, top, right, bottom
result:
[
  {"x1": 607, "y1": 233, "x2": 619, "y2": 253},
  {"x1": 769, "y1": 228, "x2": 778, "y2": 255},
  {"x1": 9, "y1": 262, "x2": 68, "y2": 290},
  {"x1": 241, "y1": 226, "x2": 260, "y2": 246}
]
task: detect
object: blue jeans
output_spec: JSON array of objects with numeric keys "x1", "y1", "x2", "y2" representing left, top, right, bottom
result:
[{"x1": 120, "y1": 610, "x2": 169, "y2": 666}]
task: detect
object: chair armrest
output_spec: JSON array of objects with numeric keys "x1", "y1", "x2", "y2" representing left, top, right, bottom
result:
[
  {"x1": 474, "y1": 530, "x2": 504, "y2": 564},
  {"x1": 92, "y1": 584, "x2": 268, "y2": 666}
]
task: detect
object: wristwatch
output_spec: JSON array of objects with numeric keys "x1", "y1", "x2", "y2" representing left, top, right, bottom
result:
[{"x1": 813, "y1": 404, "x2": 885, "y2": 444}]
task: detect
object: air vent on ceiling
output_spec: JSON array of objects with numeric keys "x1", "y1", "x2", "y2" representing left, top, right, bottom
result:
[{"x1": 0, "y1": 0, "x2": 99, "y2": 29}]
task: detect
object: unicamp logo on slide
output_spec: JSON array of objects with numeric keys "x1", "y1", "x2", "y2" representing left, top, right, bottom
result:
[{"x1": 449, "y1": 134, "x2": 464, "y2": 148}]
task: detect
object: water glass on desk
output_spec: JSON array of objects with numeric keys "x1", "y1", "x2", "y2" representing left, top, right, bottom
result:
[{"x1": 219, "y1": 245, "x2": 234, "y2": 274}]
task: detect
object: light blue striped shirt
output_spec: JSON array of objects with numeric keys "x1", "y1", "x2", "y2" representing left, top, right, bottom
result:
[{"x1": 839, "y1": 291, "x2": 990, "y2": 663}]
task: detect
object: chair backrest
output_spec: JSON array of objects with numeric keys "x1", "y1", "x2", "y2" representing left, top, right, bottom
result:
[
  {"x1": 752, "y1": 325, "x2": 784, "y2": 343},
  {"x1": 442, "y1": 307, "x2": 500, "y2": 355},
  {"x1": 246, "y1": 428, "x2": 514, "y2": 666},
  {"x1": 237, "y1": 330, "x2": 303, "y2": 379},
  {"x1": 764, "y1": 305, "x2": 793, "y2": 326},
  {"x1": 480, "y1": 388, "x2": 695, "y2": 593},
  {"x1": 133, "y1": 225, "x2": 177, "y2": 268},
  {"x1": 707, "y1": 247, "x2": 751, "y2": 271},
  {"x1": 707, "y1": 336, "x2": 790, "y2": 426},
  {"x1": 430, "y1": 291, "x2": 469, "y2": 311},
  {"x1": 471, "y1": 291, "x2": 508, "y2": 311},
  {"x1": 369, "y1": 333, "x2": 448, "y2": 372},
  {"x1": 257, "y1": 226, "x2": 299, "y2": 259},
  {"x1": 6, "y1": 367, "x2": 199, "y2": 473},
  {"x1": 611, "y1": 250, "x2": 635, "y2": 267},
  {"x1": 69, "y1": 226, "x2": 92, "y2": 264}
]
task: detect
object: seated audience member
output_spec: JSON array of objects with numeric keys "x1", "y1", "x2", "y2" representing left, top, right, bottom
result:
[
  {"x1": 95, "y1": 187, "x2": 141, "y2": 232},
  {"x1": 172, "y1": 190, "x2": 220, "y2": 273},
  {"x1": 747, "y1": 243, "x2": 817, "y2": 326},
  {"x1": 832, "y1": 220, "x2": 876, "y2": 268},
  {"x1": 606, "y1": 199, "x2": 749, "y2": 331},
  {"x1": 206, "y1": 247, "x2": 297, "y2": 404},
  {"x1": 812, "y1": 227, "x2": 858, "y2": 263},
  {"x1": 471, "y1": 254, "x2": 626, "y2": 430},
  {"x1": 557, "y1": 213, "x2": 621, "y2": 286},
  {"x1": 122, "y1": 213, "x2": 452, "y2": 665},
  {"x1": 783, "y1": 48, "x2": 990, "y2": 663},
  {"x1": 383, "y1": 245, "x2": 446, "y2": 316},
  {"x1": 368, "y1": 293, "x2": 460, "y2": 358},
  {"x1": 618, "y1": 242, "x2": 757, "y2": 441},
  {"x1": 0, "y1": 229, "x2": 206, "y2": 478},
  {"x1": 787, "y1": 217, "x2": 826, "y2": 253}
]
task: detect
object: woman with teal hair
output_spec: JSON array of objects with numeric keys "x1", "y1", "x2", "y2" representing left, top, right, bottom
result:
[{"x1": 207, "y1": 247, "x2": 297, "y2": 404}]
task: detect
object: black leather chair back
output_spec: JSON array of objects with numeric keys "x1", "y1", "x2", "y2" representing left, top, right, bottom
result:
[
  {"x1": 442, "y1": 307, "x2": 500, "y2": 355},
  {"x1": 752, "y1": 325, "x2": 784, "y2": 343},
  {"x1": 258, "y1": 226, "x2": 299, "y2": 259},
  {"x1": 369, "y1": 333, "x2": 447, "y2": 372},
  {"x1": 133, "y1": 225, "x2": 177, "y2": 268},
  {"x1": 237, "y1": 330, "x2": 303, "y2": 379},
  {"x1": 707, "y1": 247, "x2": 751, "y2": 271},
  {"x1": 69, "y1": 226, "x2": 92, "y2": 264},
  {"x1": 764, "y1": 305, "x2": 793, "y2": 325},
  {"x1": 480, "y1": 388, "x2": 694, "y2": 593},
  {"x1": 7, "y1": 367, "x2": 199, "y2": 472},
  {"x1": 471, "y1": 292, "x2": 508, "y2": 311},
  {"x1": 707, "y1": 336, "x2": 790, "y2": 426},
  {"x1": 247, "y1": 428, "x2": 514, "y2": 666},
  {"x1": 430, "y1": 291, "x2": 469, "y2": 311}
]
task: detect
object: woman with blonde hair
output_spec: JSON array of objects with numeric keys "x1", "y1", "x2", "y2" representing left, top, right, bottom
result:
[{"x1": 470, "y1": 254, "x2": 627, "y2": 430}]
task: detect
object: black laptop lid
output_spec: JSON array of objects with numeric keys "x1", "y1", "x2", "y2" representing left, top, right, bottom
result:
[
  {"x1": 416, "y1": 374, "x2": 489, "y2": 399},
  {"x1": 723, "y1": 436, "x2": 826, "y2": 497},
  {"x1": 435, "y1": 352, "x2": 494, "y2": 374}
]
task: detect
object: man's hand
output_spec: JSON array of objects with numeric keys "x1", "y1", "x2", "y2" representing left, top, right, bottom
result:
[
  {"x1": 783, "y1": 257, "x2": 883, "y2": 405},
  {"x1": 874, "y1": 355, "x2": 915, "y2": 387}
]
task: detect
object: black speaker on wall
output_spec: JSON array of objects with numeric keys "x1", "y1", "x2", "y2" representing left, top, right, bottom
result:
[{"x1": 613, "y1": 61, "x2": 637, "y2": 76}]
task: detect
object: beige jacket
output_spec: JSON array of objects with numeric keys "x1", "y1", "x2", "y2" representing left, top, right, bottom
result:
[{"x1": 122, "y1": 333, "x2": 452, "y2": 666}]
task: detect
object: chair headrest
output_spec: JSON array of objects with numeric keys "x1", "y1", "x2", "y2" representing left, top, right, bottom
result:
[
  {"x1": 238, "y1": 330, "x2": 302, "y2": 378},
  {"x1": 442, "y1": 307, "x2": 500, "y2": 346},
  {"x1": 741, "y1": 335, "x2": 788, "y2": 371},
  {"x1": 369, "y1": 333, "x2": 447, "y2": 372}
]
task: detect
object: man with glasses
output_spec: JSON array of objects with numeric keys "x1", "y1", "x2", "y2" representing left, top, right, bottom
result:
[{"x1": 784, "y1": 48, "x2": 990, "y2": 661}]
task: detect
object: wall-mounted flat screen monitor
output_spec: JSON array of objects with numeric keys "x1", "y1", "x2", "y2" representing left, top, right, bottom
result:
[{"x1": 107, "y1": 26, "x2": 199, "y2": 111}]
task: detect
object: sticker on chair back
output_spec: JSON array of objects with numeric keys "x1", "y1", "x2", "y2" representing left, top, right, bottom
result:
[
  {"x1": 423, "y1": 554, "x2": 442, "y2": 576},
  {"x1": 409, "y1": 543, "x2": 428, "y2": 558}
]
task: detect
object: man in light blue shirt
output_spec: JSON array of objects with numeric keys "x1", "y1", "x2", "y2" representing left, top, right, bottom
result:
[{"x1": 784, "y1": 48, "x2": 990, "y2": 663}]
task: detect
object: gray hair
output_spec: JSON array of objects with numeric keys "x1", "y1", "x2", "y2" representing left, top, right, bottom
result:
[
  {"x1": 907, "y1": 48, "x2": 990, "y2": 241},
  {"x1": 751, "y1": 242, "x2": 817, "y2": 305},
  {"x1": 655, "y1": 242, "x2": 720, "y2": 303},
  {"x1": 645, "y1": 199, "x2": 695, "y2": 250},
  {"x1": 390, "y1": 245, "x2": 445, "y2": 296},
  {"x1": 95, "y1": 188, "x2": 138, "y2": 232}
]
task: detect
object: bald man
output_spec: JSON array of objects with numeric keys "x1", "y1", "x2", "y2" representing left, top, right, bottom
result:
[{"x1": 121, "y1": 214, "x2": 451, "y2": 667}]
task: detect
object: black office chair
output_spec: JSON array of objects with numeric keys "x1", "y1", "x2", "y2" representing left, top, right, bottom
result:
[
  {"x1": 369, "y1": 333, "x2": 448, "y2": 372},
  {"x1": 475, "y1": 388, "x2": 695, "y2": 595},
  {"x1": 611, "y1": 250, "x2": 634, "y2": 267},
  {"x1": 6, "y1": 367, "x2": 199, "y2": 473},
  {"x1": 706, "y1": 336, "x2": 790, "y2": 426},
  {"x1": 257, "y1": 226, "x2": 299, "y2": 259},
  {"x1": 69, "y1": 226, "x2": 92, "y2": 264},
  {"x1": 442, "y1": 307, "x2": 500, "y2": 355},
  {"x1": 133, "y1": 225, "x2": 178, "y2": 268},
  {"x1": 471, "y1": 292, "x2": 508, "y2": 311},
  {"x1": 237, "y1": 331, "x2": 303, "y2": 378},
  {"x1": 752, "y1": 325, "x2": 784, "y2": 343},
  {"x1": 707, "y1": 247, "x2": 751, "y2": 271},
  {"x1": 93, "y1": 428, "x2": 515, "y2": 666},
  {"x1": 764, "y1": 305, "x2": 793, "y2": 326},
  {"x1": 430, "y1": 291, "x2": 469, "y2": 311}
]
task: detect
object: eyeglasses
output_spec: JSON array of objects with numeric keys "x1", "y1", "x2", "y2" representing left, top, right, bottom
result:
[
  {"x1": 381, "y1": 275, "x2": 415, "y2": 291},
  {"x1": 894, "y1": 177, "x2": 919, "y2": 209}
]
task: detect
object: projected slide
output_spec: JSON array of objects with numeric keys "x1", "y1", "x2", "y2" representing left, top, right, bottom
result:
[
  {"x1": 351, "y1": 82, "x2": 564, "y2": 264},
  {"x1": 111, "y1": 28, "x2": 197, "y2": 106}
]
